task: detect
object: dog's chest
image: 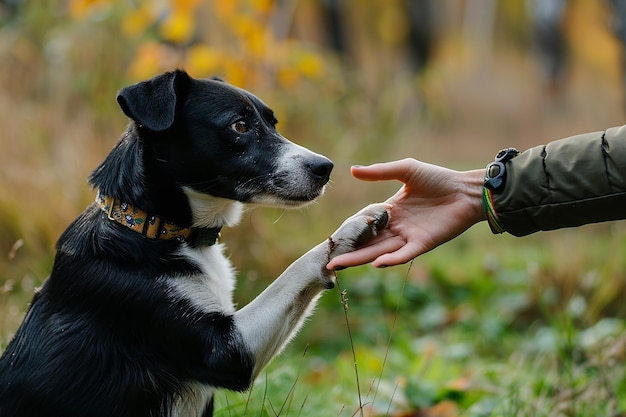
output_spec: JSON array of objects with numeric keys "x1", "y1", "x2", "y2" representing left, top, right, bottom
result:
[
  {"x1": 173, "y1": 382, "x2": 215, "y2": 417},
  {"x1": 168, "y1": 243, "x2": 237, "y2": 314}
]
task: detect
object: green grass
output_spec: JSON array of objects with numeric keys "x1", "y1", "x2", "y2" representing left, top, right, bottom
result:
[{"x1": 202, "y1": 225, "x2": 626, "y2": 416}]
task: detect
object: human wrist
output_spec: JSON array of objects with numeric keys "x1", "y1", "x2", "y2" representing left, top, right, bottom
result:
[{"x1": 462, "y1": 169, "x2": 487, "y2": 225}]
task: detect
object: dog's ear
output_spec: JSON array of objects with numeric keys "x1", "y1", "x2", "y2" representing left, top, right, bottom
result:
[{"x1": 116, "y1": 70, "x2": 191, "y2": 132}]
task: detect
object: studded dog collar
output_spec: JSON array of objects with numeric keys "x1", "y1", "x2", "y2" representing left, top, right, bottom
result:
[{"x1": 95, "y1": 191, "x2": 221, "y2": 246}]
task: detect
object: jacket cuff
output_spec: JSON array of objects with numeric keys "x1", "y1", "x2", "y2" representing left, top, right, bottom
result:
[{"x1": 491, "y1": 127, "x2": 626, "y2": 236}]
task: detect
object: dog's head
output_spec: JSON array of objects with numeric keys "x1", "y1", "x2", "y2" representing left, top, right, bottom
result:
[{"x1": 114, "y1": 70, "x2": 333, "y2": 228}]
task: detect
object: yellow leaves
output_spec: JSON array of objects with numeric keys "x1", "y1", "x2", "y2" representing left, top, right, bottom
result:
[
  {"x1": 250, "y1": 0, "x2": 274, "y2": 15},
  {"x1": 128, "y1": 42, "x2": 163, "y2": 81},
  {"x1": 277, "y1": 67, "x2": 299, "y2": 89},
  {"x1": 122, "y1": 3, "x2": 155, "y2": 38},
  {"x1": 221, "y1": 59, "x2": 247, "y2": 88},
  {"x1": 158, "y1": 9, "x2": 196, "y2": 45},
  {"x1": 296, "y1": 50, "x2": 323, "y2": 79},
  {"x1": 68, "y1": 0, "x2": 325, "y2": 88},
  {"x1": 186, "y1": 45, "x2": 223, "y2": 78},
  {"x1": 170, "y1": 0, "x2": 202, "y2": 12},
  {"x1": 214, "y1": 0, "x2": 238, "y2": 21},
  {"x1": 122, "y1": 0, "x2": 201, "y2": 43},
  {"x1": 244, "y1": 23, "x2": 272, "y2": 59},
  {"x1": 276, "y1": 50, "x2": 324, "y2": 89},
  {"x1": 217, "y1": 0, "x2": 274, "y2": 20},
  {"x1": 68, "y1": 0, "x2": 111, "y2": 19}
]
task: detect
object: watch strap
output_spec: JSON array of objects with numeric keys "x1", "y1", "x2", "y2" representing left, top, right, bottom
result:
[{"x1": 483, "y1": 148, "x2": 520, "y2": 234}]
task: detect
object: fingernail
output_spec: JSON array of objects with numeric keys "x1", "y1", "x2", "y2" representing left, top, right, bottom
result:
[
  {"x1": 378, "y1": 265, "x2": 388, "y2": 269},
  {"x1": 334, "y1": 265, "x2": 347, "y2": 271}
]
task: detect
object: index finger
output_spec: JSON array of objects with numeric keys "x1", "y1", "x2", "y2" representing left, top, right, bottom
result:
[
  {"x1": 350, "y1": 159, "x2": 418, "y2": 182},
  {"x1": 326, "y1": 236, "x2": 405, "y2": 270}
]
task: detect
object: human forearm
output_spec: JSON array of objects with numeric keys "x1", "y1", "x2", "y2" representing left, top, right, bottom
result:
[{"x1": 491, "y1": 127, "x2": 626, "y2": 236}]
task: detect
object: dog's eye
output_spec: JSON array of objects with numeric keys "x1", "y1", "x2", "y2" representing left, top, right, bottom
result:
[{"x1": 231, "y1": 120, "x2": 249, "y2": 134}]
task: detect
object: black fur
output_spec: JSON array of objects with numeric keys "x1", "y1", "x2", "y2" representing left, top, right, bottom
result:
[{"x1": 0, "y1": 70, "x2": 333, "y2": 417}]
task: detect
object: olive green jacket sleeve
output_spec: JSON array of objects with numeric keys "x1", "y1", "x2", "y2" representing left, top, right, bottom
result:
[{"x1": 492, "y1": 125, "x2": 626, "y2": 236}]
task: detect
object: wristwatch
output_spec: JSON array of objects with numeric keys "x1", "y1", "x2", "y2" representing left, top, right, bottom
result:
[{"x1": 484, "y1": 148, "x2": 520, "y2": 192}]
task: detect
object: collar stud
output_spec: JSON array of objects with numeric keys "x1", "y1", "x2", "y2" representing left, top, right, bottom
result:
[{"x1": 95, "y1": 191, "x2": 221, "y2": 246}]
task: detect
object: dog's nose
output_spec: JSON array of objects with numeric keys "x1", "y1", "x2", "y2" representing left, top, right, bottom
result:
[{"x1": 307, "y1": 157, "x2": 333, "y2": 185}]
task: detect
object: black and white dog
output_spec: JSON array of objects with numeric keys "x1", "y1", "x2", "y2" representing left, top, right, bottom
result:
[{"x1": 0, "y1": 70, "x2": 387, "y2": 417}]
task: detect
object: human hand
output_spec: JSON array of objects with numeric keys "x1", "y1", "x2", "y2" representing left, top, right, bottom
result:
[{"x1": 326, "y1": 158, "x2": 486, "y2": 269}]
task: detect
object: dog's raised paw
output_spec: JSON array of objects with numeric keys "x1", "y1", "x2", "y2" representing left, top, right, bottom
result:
[{"x1": 328, "y1": 203, "x2": 389, "y2": 258}]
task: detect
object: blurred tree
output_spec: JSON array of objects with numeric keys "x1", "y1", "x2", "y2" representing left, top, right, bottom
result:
[{"x1": 67, "y1": 0, "x2": 325, "y2": 90}]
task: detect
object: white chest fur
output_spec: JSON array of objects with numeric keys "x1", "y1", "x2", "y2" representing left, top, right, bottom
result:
[
  {"x1": 160, "y1": 243, "x2": 236, "y2": 415},
  {"x1": 168, "y1": 243, "x2": 237, "y2": 315},
  {"x1": 172, "y1": 382, "x2": 215, "y2": 417}
]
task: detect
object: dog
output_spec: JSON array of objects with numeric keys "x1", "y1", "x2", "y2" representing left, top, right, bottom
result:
[{"x1": 0, "y1": 70, "x2": 388, "y2": 417}]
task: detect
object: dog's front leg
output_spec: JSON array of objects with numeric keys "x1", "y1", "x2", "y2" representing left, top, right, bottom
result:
[{"x1": 234, "y1": 204, "x2": 389, "y2": 380}]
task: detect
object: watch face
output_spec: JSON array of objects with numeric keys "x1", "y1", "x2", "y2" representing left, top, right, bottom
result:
[
  {"x1": 487, "y1": 163, "x2": 502, "y2": 178},
  {"x1": 485, "y1": 148, "x2": 520, "y2": 192},
  {"x1": 485, "y1": 161, "x2": 505, "y2": 190}
]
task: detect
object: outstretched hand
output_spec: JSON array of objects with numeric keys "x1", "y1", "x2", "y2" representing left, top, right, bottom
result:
[{"x1": 327, "y1": 159, "x2": 486, "y2": 269}]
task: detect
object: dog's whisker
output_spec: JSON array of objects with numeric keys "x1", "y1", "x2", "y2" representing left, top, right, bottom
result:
[{"x1": 234, "y1": 173, "x2": 274, "y2": 190}]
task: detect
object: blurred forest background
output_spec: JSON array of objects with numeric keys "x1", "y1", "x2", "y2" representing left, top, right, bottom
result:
[{"x1": 2, "y1": 0, "x2": 626, "y2": 416}]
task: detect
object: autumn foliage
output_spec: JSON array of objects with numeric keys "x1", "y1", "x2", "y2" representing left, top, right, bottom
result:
[{"x1": 68, "y1": 0, "x2": 324, "y2": 88}]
